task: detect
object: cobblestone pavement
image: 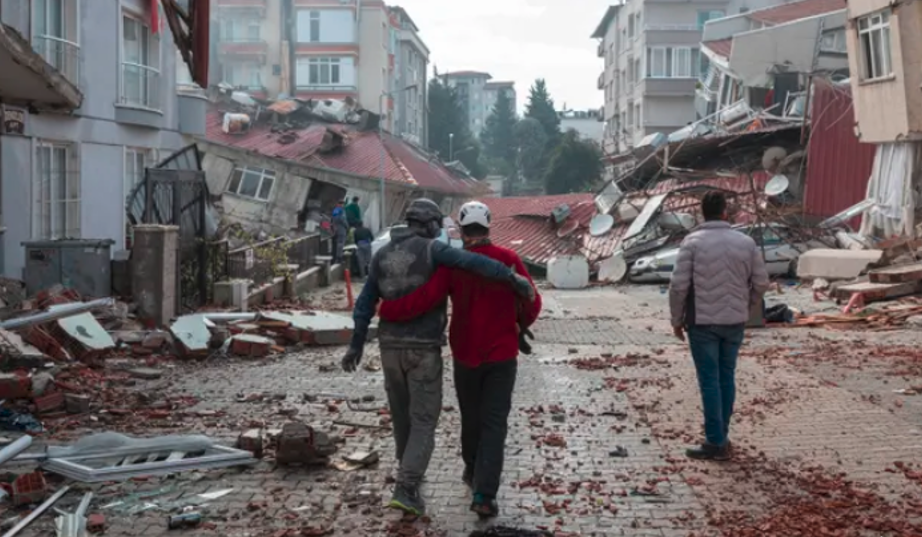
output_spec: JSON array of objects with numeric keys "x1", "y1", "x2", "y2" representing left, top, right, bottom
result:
[{"x1": 12, "y1": 284, "x2": 922, "y2": 537}]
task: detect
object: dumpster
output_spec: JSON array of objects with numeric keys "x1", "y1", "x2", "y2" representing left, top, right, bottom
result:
[{"x1": 21, "y1": 239, "x2": 115, "y2": 298}]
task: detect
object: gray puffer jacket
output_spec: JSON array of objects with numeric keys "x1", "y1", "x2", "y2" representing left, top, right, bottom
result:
[{"x1": 669, "y1": 221, "x2": 770, "y2": 327}]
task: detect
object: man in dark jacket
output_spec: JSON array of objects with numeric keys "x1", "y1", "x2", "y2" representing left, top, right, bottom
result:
[
  {"x1": 342, "y1": 198, "x2": 534, "y2": 516},
  {"x1": 331, "y1": 201, "x2": 349, "y2": 263},
  {"x1": 353, "y1": 223, "x2": 374, "y2": 278},
  {"x1": 378, "y1": 201, "x2": 541, "y2": 518}
]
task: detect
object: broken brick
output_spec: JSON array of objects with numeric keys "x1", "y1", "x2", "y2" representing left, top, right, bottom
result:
[
  {"x1": 12, "y1": 472, "x2": 47, "y2": 506},
  {"x1": 0, "y1": 373, "x2": 31, "y2": 400},
  {"x1": 87, "y1": 513, "x2": 105, "y2": 533},
  {"x1": 64, "y1": 393, "x2": 91, "y2": 414},
  {"x1": 33, "y1": 390, "x2": 65, "y2": 414}
]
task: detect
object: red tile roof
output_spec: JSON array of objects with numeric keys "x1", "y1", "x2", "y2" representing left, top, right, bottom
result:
[
  {"x1": 469, "y1": 175, "x2": 769, "y2": 268},
  {"x1": 703, "y1": 38, "x2": 733, "y2": 59},
  {"x1": 748, "y1": 0, "x2": 846, "y2": 24},
  {"x1": 204, "y1": 110, "x2": 477, "y2": 193}
]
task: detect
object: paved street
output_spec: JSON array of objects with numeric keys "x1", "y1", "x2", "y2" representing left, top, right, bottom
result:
[{"x1": 14, "y1": 284, "x2": 922, "y2": 537}]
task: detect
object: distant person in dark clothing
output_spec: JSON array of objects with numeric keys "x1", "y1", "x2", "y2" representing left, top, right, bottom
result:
[
  {"x1": 331, "y1": 201, "x2": 348, "y2": 263},
  {"x1": 345, "y1": 196, "x2": 362, "y2": 228},
  {"x1": 353, "y1": 223, "x2": 374, "y2": 278}
]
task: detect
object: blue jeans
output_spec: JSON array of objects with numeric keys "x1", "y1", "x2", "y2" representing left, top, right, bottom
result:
[{"x1": 687, "y1": 324, "x2": 745, "y2": 447}]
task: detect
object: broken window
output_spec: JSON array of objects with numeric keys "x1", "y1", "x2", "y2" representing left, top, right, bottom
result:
[{"x1": 227, "y1": 166, "x2": 276, "y2": 201}]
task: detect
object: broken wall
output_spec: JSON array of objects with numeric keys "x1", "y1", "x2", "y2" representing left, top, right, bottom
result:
[{"x1": 203, "y1": 153, "x2": 312, "y2": 234}]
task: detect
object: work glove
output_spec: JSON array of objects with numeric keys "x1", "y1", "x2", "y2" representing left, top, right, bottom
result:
[
  {"x1": 512, "y1": 274, "x2": 536, "y2": 303},
  {"x1": 518, "y1": 326, "x2": 535, "y2": 355},
  {"x1": 341, "y1": 346, "x2": 363, "y2": 372}
]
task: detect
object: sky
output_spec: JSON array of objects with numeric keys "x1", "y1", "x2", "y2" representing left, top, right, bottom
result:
[{"x1": 393, "y1": 0, "x2": 608, "y2": 114}]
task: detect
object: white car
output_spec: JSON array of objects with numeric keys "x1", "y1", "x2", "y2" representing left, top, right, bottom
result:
[
  {"x1": 628, "y1": 224, "x2": 827, "y2": 283},
  {"x1": 371, "y1": 225, "x2": 463, "y2": 258}
]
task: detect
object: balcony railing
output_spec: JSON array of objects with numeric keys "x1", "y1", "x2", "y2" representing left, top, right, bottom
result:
[
  {"x1": 32, "y1": 35, "x2": 81, "y2": 86},
  {"x1": 295, "y1": 85, "x2": 358, "y2": 92},
  {"x1": 218, "y1": 39, "x2": 269, "y2": 56},
  {"x1": 120, "y1": 63, "x2": 161, "y2": 110},
  {"x1": 644, "y1": 24, "x2": 698, "y2": 31}
]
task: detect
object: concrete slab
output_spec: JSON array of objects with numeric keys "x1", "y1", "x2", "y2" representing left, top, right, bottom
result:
[
  {"x1": 797, "y1": 249, "x2": 883, "y2": 280},
  {"x1": 261, "y1": 311, "x2": 355, "y2": 346},
  {"x1": 832, "y1": 281, "x2": 922, "y2": 302},
  {"x1": 869, "y1": 263, "x2": 922, "y2": 284},
  {"x1": 57, "y1": 313, "x2": 115, "y2": 350}
]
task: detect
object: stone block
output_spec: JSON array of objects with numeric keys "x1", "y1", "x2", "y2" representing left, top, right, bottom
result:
[{"x1": 236, "y1": 429, "x2": 264, "y2": 458}]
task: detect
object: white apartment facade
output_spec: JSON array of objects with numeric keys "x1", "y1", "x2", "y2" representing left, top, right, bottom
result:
[
  {"x1": 0, "y1": 0, "x2": 205, "y2": 279},
  {"x1": 558, "y1": 109, "x2": 605, "y2": 144},
  {"x1": 212, "y1": 0, "x2": 428, "y2": 139}
]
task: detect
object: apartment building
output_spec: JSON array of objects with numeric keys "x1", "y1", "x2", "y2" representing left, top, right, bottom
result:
[
  {"x1": 558, "y1": 109, "x2": 604, "y2": 144},
  {"x1": 593, "y1": 1, "x2": 733, "y2": 155},
  {"x1": 213, "y1": 0, "x2": 283, "y2": 97},
  {"x1": 389, "y1": 6, "x2": 429, "y2": 146},
  {"x1": 441, "y1": 72, "x2": 517, "y2": 138},
  {"x1": 212, "y1": 0, "x2": 428, "y2": 139},
  {"x1": 844, "y1": 0, "x2": 922, "y2": 142},
  {"x1": 0, "y1": 0, "x2": 205, "y2": 279}
]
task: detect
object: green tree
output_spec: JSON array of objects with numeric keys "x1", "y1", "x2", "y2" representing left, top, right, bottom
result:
[
  {"x1": 480, "y1": 89, "x2": 517, "y2": 173},
  {"x1": 513, "y1": 118, "x2": 548, "y2": 185},
  {"x1": 524, "y1": 79, "x2": 561, "y2": 148},
  {"x1": 543, "y1": 129, "x2": 604, "y2": 195},
  {"x1": 427, "y1": 78, "x2": 486, "y2": 178}
]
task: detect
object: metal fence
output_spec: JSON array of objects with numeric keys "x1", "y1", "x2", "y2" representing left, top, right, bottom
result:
[{"x1": 226, "y1": 233, "x2": 326, "y2": 288}]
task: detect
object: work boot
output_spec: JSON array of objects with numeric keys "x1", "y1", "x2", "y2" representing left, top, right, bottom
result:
[
  {"x1": 470, "y1": 493, "x2": 499, "y2": 518},
  {"x1": 686, "y1": 443, "x2": 731, "y2": 461},
  {"x1": 388, "y1": 484, "x2": 425, "y2": 516},
  {"x1": 462, "y1": 466, "x2": 474, "y2": 488}
]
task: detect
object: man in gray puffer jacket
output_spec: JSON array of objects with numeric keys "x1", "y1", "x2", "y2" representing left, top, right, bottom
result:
[{"x1": 669, "y1": 191, "x2": 769, "y2": 461}]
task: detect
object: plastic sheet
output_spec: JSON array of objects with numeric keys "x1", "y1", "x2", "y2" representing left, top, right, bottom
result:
[{"x1": 45, "y1": 432, "x2": 214, "y2": 459}]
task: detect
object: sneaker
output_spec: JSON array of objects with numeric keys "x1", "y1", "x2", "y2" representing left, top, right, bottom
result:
[
  {"x1": 470, "y1": 493, "x2": 498, "y2": 518},
  {"x1": 685, "y1": 443, "x2": 731, "y2": 461},
  {"x1": 388, "y1": 484, "x2": 426, "y2": 516},
  {"x1": 462, "y1": 466, "x2": 474, "y2": 488}
]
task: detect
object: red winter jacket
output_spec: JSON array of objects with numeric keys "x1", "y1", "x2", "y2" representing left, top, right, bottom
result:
[{"x1": 378, "y1": 243, "x2": 542, "y2": 368}]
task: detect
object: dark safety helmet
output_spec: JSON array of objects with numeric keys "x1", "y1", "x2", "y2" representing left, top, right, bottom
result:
[{"x1": 405, "y1": 198, "x2": 442, "y2": 225}]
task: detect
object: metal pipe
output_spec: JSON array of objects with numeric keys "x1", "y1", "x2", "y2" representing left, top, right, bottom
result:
[
  {"x1": 0, "y1": 436, "x2": 32, "y2": 467},
  {"x1": 2, "y1": 485, "x2": 71, "y2": 537},
  {"x1": 0, "y1": 299, "x2": 115, "y2": 331}
]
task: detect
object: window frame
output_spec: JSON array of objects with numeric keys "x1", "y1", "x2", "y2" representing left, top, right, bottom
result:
[
  {"x1": 35, "y1": 141, "x2": 81, "y2": 240},
  {"x1": 227, "y1": 166, "x2": 276, "y2": 202},
  {"x1": 857, "y1": 9, "x2": 893, "y2": 81},
  {"x1": 120, "y1": 13, "x2": 162, "y2": 110},
  {"x1": 309, "y1": 10, "x2": 321, "y2": 42}
]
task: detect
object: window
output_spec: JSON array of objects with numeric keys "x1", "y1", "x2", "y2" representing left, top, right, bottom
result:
[
  {"x1": 308, "y1": 57, "x2": 341, "y2": 84},
  {"x1": 124, "y1": 148, "x2": 156, "y2": 203},
  {"x1": 634, "y1": 104, "x2": 641, "y2": 128},
  {"x1": 35, "y1": 142, "x2": 80, "y2": 240},
  {"x1": 821, "y1": 29, "x2": 847, "y2": 53},
  {"x1": 673, "y1": 47, "x2": 692, "y2": 78},
  {"x1": 221, "y1": 18, "x2": 260, "y2": 41},
  {"x1": 309, "y1": 11, "x2": 320, "y2": 42},
  {"x1": 858, "y1": 10, "x2": 892, "y2": 80},
  {"x1": 646, "y1": 47, "x2": 696, "y2": 78},
  {"x1": 697, "y1": 10, "x2": 725, "y2": 29},
  {"x1": 633, "y1": 58, "x2": 640, "y2": 84},
  {"x1": 626, "y1": 105, "x2": 634, "y2": 129},
  {"x1": 227, "y1": 166, "x2": 276, "y2": 201},
  {"x1": 121, "y1": 15, "x2": 161, "y2": 109},
  {"x1": 628, "y1": 14, "x2": 635, "y2": 38},
  {"x1": 225, "y1": 62, "x2": 262, "y2": 88},
  {"x1": 32, "y1": 0, "x2": 79, "y2": 83}
]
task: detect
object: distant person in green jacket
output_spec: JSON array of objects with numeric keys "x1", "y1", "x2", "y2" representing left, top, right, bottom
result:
[{"x1": 345, "y1": 196, "x2": 362, "y2": 228}]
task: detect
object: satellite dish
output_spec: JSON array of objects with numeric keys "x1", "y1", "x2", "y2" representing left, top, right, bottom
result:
[
  {"x1": 589, "y1": 214, "x2": 615, "y2": 236},
  {"x1": 762, "y1": 146, "x2": 788, "y2": 173},
  {"x1": 557, "y1": 219, "x2": 579, "y2": 238},
  {"x1": 598, "y1": 251, "x2": 627, "y2": 283},
  {"x1": 765, "y1": 174, "x2": 790, "y2": 197}
]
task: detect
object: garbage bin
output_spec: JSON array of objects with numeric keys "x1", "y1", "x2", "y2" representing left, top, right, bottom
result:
[{"x1": 21, "y1": 239, "x2": 115, "y2": 298}]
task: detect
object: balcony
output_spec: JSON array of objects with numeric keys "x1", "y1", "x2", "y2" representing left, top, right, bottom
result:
[
  {"x1": 32, "y1": 34, "x2": 81, "y2": 87},
  {"x1": 218, "y1": 39, "x2": 269, "y2": 58},
  {"x1": 597, "y1": 72, "x2": 605, "y2": 90},
  {"x1": 639, "y1": 77, "x2": 696, "y2": 97},
  {"x1": 216, "y1": 0, "x2": 267, "y2": 8},
  {"x1": 0, "y1": 25, "x2": 82, "y2": 110},
  {"x1": 597, "y1": 41, "x2": 605, "y2": 58}
]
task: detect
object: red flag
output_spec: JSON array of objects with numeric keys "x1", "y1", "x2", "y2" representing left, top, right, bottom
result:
[{"x1": 150, "y1": 0, "x2": 160, "y2": 34}]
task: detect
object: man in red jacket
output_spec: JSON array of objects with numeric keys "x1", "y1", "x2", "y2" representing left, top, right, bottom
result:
[{"x1": 378, "y1": 201, "x2": 542, "y2": 518}]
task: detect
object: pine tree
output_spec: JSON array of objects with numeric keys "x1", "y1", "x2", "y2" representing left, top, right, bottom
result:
[
  {"x1": 524, "y1": 79, "x2": 561, "y2": 148},
  {"x1": 480, "y1": 90, "x2": 518, "y2": 174},
  {"x1": 514, "y1": 118, "x2": 548, "y2": 186}
]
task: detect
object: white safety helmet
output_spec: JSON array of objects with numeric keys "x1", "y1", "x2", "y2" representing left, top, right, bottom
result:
[{"x1": 458, "y1": 201, "x2": 491, "y2": 229}]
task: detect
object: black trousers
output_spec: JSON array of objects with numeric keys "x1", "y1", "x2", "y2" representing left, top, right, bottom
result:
[{"x1": 453, "y1": 358, "x2": 517, "y2": 498}]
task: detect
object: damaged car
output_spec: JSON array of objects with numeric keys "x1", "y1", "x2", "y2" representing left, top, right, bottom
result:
[{"x1": 628, "y1": 223, "x2": 830, "y2": 282}]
